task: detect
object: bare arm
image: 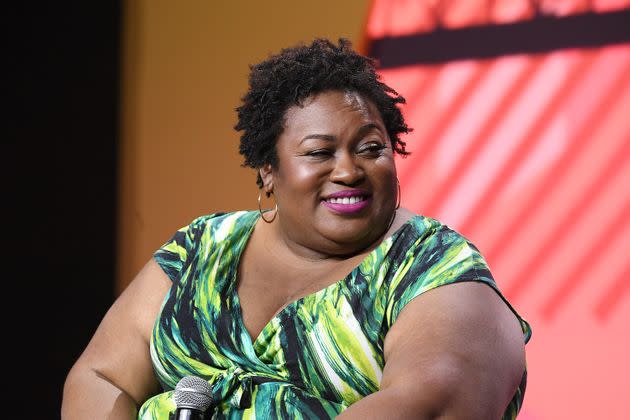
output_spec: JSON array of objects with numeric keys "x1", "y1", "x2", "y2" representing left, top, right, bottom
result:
[
  {"x1": 62, "y1": 258, "x2": 172, "y2": 419},
  {"x1": 337, "y1": 282, "x2": 526, "y2": 420}
]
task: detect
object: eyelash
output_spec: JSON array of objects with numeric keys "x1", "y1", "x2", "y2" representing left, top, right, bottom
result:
[
  {"x1": 360, "y1": 143, "x2": 387, "y2": 153},
  {"x1": 304, "y1": 150, "x2": 333, "y2": 159},
  {"x1": 305, "y1": 143, "x2": 387, "y2": 158}
]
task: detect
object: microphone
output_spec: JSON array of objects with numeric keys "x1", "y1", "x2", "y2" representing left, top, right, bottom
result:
[{"x1": 173, "y1": 375, "x2": 213, "y2": 420}]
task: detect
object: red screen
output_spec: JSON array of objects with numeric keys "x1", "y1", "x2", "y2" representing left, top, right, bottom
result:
[{"x1": 366, "y1": 1, "x2": 630, "y2": 419}]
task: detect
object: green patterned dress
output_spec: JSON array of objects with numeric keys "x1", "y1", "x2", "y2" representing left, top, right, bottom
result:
[{"x1": 138, "y1": 211, "x2": 531, "y2": 419}]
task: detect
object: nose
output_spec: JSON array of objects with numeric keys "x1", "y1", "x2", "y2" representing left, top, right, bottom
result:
[{"x1": 329, "y1": 152, "x2": 364, "y2": 186}]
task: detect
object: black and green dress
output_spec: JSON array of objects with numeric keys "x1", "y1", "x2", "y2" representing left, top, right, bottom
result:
[{"x1": 138, "y1": 211, "x2": 531, "y2": 419}]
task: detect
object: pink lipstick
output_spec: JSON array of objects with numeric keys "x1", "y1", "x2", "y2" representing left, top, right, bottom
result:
[{"x1": 322, "y1": 189, "x2": 371, "y2": 214}]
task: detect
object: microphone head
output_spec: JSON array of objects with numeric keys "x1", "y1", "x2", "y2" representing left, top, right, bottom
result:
[{"x1": 174, "y1": 375, "x2": 213, "y2": 411}]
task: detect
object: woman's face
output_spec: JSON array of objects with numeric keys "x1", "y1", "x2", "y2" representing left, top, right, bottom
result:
[{"x1": 261, "y1": 90, "x2": 398, "y2": 256}]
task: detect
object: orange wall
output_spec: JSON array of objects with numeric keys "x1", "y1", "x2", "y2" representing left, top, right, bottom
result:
[{"x1": 118, "y1": 1, "x2": 370, "y2": 292}]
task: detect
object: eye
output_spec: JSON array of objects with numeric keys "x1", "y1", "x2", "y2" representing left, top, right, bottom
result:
[
  {"x1": 358, "y1": 142, "x2": 387, "y2": 155},
  {"x1": 305, "y1": 149, "x2": 333, "y2": 158}
]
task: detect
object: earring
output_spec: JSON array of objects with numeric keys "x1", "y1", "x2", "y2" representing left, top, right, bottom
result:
[
  {"x1": 396, "y1": 179, "x2": 401, "y2": 210},
  {"x1": 258, "y1": 190, "x2": 278, "y2": 223}
]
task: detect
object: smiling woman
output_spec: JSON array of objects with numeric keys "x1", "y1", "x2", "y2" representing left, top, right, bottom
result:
[{"x1": 62, "y1": 39, "x2": 531, "y2": 420}]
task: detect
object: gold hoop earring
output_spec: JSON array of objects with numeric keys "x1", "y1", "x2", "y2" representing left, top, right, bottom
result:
[
  {"x1": 258, "y1": 190, "x2": 278, "y2": 223},
  {"x1": 396, "y1": 179, "x2": 401, "y2": 210}
]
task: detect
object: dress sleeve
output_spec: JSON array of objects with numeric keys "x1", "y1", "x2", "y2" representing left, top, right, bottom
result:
[
  {"x1": 385, "y1": 223, "x2": 531, "y2": 342},
  {"x1": 152, "y1": 214, "x2": 219, "y2": 284}
]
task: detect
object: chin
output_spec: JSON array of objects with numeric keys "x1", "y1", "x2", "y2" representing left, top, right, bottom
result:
[{"x1": 319, "y1": 217, "x2": 382, "y2": 246}]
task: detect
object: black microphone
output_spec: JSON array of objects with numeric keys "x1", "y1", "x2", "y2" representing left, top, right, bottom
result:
[{"x1": 173, "y1": 375, "x2": 213, "y2": 420}]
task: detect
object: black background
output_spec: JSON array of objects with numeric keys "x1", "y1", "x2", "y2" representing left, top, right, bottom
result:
[{"x1": 9, "y1": 3, "x2": 120, "y2": 415}]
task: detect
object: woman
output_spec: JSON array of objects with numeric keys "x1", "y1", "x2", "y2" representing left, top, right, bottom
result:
[{"x1": 62, "y1": 38, "x2": 531, "y2": 419}]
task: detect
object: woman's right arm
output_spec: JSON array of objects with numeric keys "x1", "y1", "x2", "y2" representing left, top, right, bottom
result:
[{"x1": 62, "y1": 258, "x2": 172, "y2": 419}]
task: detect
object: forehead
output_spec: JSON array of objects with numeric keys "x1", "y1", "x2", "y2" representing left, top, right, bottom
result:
[{"x1": 282, "y1": 90, "x2": 384, "y2": 134}]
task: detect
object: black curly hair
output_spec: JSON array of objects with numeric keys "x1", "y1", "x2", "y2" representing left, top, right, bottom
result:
[{"x1": 235, "y1": 38, "x2": 411, "y2": 189}]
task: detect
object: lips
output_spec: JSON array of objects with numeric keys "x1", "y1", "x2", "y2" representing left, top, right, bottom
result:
[
  {"x1": 322, "y1": 189, "x2": 371, "y2": 214},
  {"x1": 325, "y1": 196, "x2": 367, "y2": 205}
]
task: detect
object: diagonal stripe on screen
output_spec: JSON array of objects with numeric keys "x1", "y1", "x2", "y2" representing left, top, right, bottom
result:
[
  {"x1": 403, "y1": 56, "x2": 534, "y2": 212},
  {"x1": 457, "y1": 51, "x2": 594, "y2": 236},
  {"x1": 594, "y1": 263, "x2": 630, "y2": 322},
  {"x1": 541, "y1": 193, "x2": 630, "y2": 320},
  {"x1": 418, "y1": 56, "x2": 546, "y2": 217},
  {"x1": 504, "y1": 126, "x2": 630, "y2": 303},
  {"x1": 402, "y1": 60, "x2": 492, "y2": 165},
  {"x1": 486, "y1": 60, "x2": 630, "y2": 269}
]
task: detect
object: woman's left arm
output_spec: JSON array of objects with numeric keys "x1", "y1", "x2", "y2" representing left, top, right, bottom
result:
[{"x1": 337, "y1": 281, "x2": 526, "y2": 420}]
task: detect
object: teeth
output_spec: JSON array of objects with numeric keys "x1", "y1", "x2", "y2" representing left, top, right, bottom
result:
[{"x1": 326, "y1": 196, "x2": 365, "y2": 204}]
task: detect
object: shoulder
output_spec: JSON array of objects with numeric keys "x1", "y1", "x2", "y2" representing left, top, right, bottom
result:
[
  {"x1": 187, "y1": 210, "x2": 249, "y2": 228},
  {"x1": 390, "y1": 210, "x2": 480, "y2": 267},
  {"x1": 154, "y1": 210, "x2": 257, "y2": 262},
  {"x1": 399, "y1": 209, "x2": 463, "y2": 238},
  {"x1": 180, "y1": 210, "x2": 258, "y2": 239},
  {"x1": 154, "y1": 210, "x2": 258, "y2": 284},
  {"x1": 392, "y1": 208, "x2": 455, "y2": 240},
  {"x1": 384, "y1": 210, "x2": 531, "y2": 337}
]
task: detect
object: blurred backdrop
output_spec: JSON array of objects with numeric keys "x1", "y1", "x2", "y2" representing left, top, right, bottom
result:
[{"x1": 13, "y1": 1, "x2": 629, "y2": 418}]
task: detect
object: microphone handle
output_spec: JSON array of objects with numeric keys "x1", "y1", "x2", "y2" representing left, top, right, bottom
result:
[{"x1": 174, "y1": 408, "x2": 206, "y2": 420}]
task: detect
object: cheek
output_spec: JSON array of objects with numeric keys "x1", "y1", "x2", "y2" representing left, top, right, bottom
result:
[
  {"x1": 370, "y1": 161, "x2": 398, "y2": 201},
  {"x1": 372, "y1": 157, "x2": 397, "y2": 180},
  {"x1": 277, "y1": 161, "x2": 326, "y2": 194}
]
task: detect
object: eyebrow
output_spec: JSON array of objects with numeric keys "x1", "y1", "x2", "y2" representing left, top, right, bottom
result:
[
  {"x1": 300, "y1": 133, "x2": 336, "y2": 144},
  {"x1": 299, "y1": 123, "x2": 383, "y2": 145}
]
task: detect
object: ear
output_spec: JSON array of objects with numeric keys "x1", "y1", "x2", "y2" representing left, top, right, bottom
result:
[{"x1": 259, "y1": 164, "x2": 274, "y2": 194}]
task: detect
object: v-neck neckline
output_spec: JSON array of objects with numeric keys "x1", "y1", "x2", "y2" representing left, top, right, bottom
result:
[{"x1": 229, "y1": 211, "x2": 416, "y2": 348}]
